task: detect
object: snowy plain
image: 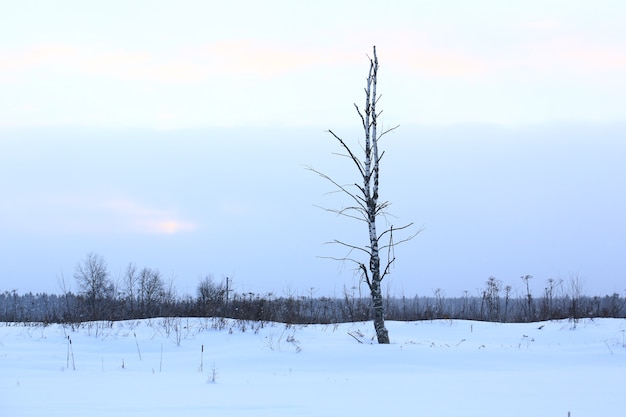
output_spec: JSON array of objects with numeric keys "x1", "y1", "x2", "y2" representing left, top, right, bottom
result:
[{"x1": 1, "y1": 317, "x2": 624, "y2": 417}]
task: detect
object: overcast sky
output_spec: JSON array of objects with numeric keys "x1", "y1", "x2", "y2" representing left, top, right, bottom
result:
[{"x1": 2, "y1": 1, "x2": 626, "y2": 298}]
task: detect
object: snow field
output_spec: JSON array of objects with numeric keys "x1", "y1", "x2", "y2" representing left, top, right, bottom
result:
[{"x1": 1, "y1": 318, "x2": 624, "y2": 417}]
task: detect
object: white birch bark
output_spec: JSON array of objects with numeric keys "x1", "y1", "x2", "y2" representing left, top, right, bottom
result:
[{"x1": 310, "y1": 46, "x2": 417, "y2": 344}]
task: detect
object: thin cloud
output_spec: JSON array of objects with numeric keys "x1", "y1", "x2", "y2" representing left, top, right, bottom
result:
[
  {"x1": 0, "y1": 43, "x2": 77, "y2": 72},
  {"x1": 149, "y1": 220, "x2": 197, "y2": 235},
  {"x1": 102, "y1": 197, "x2": 199, "y2": 234},
  {"x1": 7, "y1": 35, "x2": 623, "y2": 85},
  {"x1": 187, "y1": 40, "x2": 325, "y2": 78},
  {"x1": 389, "y1": 45, "x2": 487, "y2": 78},
  {"x1": 521, "y1": 19, "x2": 564, "y2": 31},
  {"x1": 519, "y1": 36, "x2": 626, "y2": 73},
  {"x1": 367, "y1": 28, "x2": 626, "y2": 79},
  {"x1": 0, "y1": 41, "x2": 343, "y2": 84},
  {"x1": 2, "y1": 193, "x2": 198, "y2": 235}
]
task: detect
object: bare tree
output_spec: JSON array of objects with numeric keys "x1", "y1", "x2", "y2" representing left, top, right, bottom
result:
[
  {"x1": 197, "y1": 275, "x2": 226, "y2": 316},
  {"x1": 520, "y1": 274, "x2": 534, "y2": 322},
  {"x1": 137, "y1": 267, "x2": 164, "y2": 317},
  {"x1": 569, "y1": 273, "x2": 584, "y2": 325},
  {"x1": 73, "y1": 252, "x2": 113, "y2": 320},
  {"x1": 309, "y1": 46, "x2": 419, "y2": 343},
  {"x1": 122, "y1": 262, "x2": 139, "y2": 316}
]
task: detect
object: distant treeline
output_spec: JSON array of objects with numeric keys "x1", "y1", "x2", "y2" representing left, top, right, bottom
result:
[
  {"x1": 1, "y1": 277, "x2": 624, "y2": 325},
  {"x1": 2, "y1": 253, "x2": 624, "y2": 324}
]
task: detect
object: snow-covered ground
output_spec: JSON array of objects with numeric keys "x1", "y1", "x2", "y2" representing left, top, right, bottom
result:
[{"x1": 1, "y1": 318, "x2": 624, "y2": 416}]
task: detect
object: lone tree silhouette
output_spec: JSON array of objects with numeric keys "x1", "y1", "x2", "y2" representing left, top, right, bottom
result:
[{"x1": 309, "y1": 46, "x2": 419, "y2": 343}]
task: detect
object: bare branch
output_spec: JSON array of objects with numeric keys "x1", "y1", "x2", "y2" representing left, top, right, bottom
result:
[
  {"x1": 380, "y1": 256, "x2": 396, "y2": 282},
  {"x1": 354, "y1": 103, "x2": 367, "y2": 131},
  {"x1": 377, "y1": 124, "x2": 400, "y2": 140},
  {"x1": 306, "y1": 166, "x2": 366, "y2": 211},
  {"x1": 376, "y1": 150, "x2": 386, "y2": 164},
  {"x1": 330, "y1": 239, "x2": 373, "y2": 257},
  {"x1": 374, "y1": 200, "x2": 392, "y2": 216},
  {"x1": 313, "y1": 204, "x2": 368, "y2": 222},
  {"x1": 360, "y1": 263, "x2": 372, "y2": 289},
  {"x1": 378, "y1": 223, "x2": 423, "y2": 251},
  {"x1": 318, "y1": 255, "x2": 363, "y2": 266},
  {"x1": 347, "y1": 332, "x2": 364, "y2": 344},
  {"x1": 378, "y1": 222, "x2": 415, "y2": 241},
  {"x1": 328, "y1": 129, "x2": 365, "y2": 178}
]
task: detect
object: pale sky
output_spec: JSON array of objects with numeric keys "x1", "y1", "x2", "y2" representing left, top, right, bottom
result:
[
  {"x1": 3, "y1": 1, "x2": 626, "y2": 128},
  {"x1": 2, "y1": 1, "x2": 626, "y2": 298}
]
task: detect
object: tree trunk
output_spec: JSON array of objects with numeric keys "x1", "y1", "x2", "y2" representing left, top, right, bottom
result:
[
  {"x1": 364, "y1": 46, "x2": 390, "y2": 344},
  {"x1": 311, "y1": 46, "x2": 416, "y2": 343},
  {"x1": 370, "y1": 279, "x2": 390, "y2": 343}
]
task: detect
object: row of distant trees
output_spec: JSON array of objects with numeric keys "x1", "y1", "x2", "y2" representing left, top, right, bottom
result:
[{"x1": 1, "y1": 253, "x2": 624, "y2": 325}]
